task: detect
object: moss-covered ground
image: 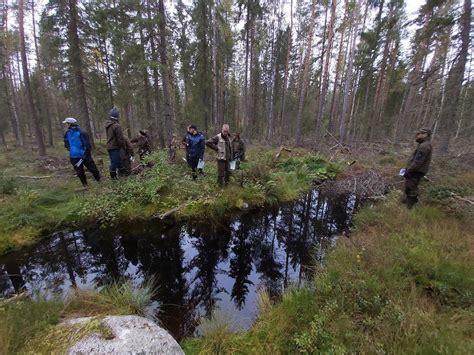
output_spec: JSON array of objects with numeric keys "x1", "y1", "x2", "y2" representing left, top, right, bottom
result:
[{"x1": 0, "y1": 144, "x2": 339, "y2": 254}]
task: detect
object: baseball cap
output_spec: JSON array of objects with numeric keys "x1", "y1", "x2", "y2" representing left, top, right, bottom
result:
[
  {"x1": 416, "y1": 127, "x2": 432, "y2": 135},
  {"x1": 62, "y1": 117, "x2": 78, "y2": 124}
]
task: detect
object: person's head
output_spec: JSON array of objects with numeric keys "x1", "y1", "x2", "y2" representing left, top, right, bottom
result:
[
  {"x1": 415, "y1": 127, "x2": 431, "y2": 143},
  {"x1": 222, "y1": 124, "x2": 230, "y2": 136},
  {"x1": 110, "y1": 107, "x2": 120, "y2": 120},
  {"x1": 62, "y1": 117, "x2": 78, "y2": 128},
  {"x1": 234, "y1": 133, "x2": 241, "y2": 141},
  {"x1": 189, "y1": 124, "x2": 197, "y2": 135}
]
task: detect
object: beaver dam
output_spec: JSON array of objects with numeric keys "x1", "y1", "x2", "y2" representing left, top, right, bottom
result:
[{"x1": 0, "y1": 189, "x2": 360, "y2": 340}]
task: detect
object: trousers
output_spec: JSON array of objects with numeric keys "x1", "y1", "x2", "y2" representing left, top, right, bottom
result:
[
  {"x1": 70, "y1": 156, "x2": 101, "y2": 186},
  {"x1": 217, "y1": 160, "x2": 231, "y2": 185},
  {"x1": 404, "y1": 173, "x2": 424, "y2": 208}
]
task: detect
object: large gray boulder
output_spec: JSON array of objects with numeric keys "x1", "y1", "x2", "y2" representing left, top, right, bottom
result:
[{"x1": 67, "y1": 315, "x2": 184, "y2": 354}]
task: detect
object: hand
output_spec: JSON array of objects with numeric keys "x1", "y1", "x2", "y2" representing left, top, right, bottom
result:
[{"x1": 85, "y1": 150, "x2": 91, "y2": 157}]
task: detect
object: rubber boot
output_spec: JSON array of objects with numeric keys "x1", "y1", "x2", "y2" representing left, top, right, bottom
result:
[{"x1": 110, "y1": 171, "x2": 118, "y2": 180}]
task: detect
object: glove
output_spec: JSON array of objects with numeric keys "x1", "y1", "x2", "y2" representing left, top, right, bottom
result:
[{"x1": 85, "y1": 150, "x2": 91, "y2": 158}]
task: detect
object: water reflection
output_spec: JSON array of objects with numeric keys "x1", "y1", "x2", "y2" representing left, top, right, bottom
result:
[{"x1": 0, "y1": 190, "x2": 358, "y2": 340}]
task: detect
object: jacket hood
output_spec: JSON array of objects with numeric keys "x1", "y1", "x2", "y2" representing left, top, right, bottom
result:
[{"x1": 106, "y1": 119, "x2": 117, "y2": 128}]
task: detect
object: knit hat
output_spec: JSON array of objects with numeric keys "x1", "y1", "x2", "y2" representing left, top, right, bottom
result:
[{"x1": 110, "y1": 107, "x2": 120, "y2": 120}]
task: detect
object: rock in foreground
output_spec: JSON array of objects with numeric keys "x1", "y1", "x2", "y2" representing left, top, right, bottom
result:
[{"x1": 67, "y1": 315, "x2": 184, "y2": 354}]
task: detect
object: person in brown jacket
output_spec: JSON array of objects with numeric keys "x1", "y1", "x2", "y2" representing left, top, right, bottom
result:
[
  {"x1": 131, "y1": 130, "x2": 151, "y2": 161},
  {"x1": 105, "y1": 107, "x2": 126, "y2": 179},
  {"x1": 121, "y1": 135, "x2": 135, "y2": 176},
  {"x1": 402, "y1": 127, "x2": 433, "y2": 208},
  {"x1": 231, "y1": 133, "x2": 246, "y2": 169},
  {"x1": 206, "y1": 124, "x2": 233, "y2": 186}
]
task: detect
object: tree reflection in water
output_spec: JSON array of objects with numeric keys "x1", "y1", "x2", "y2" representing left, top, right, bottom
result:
[{"x1": 0, "y1": 190, "x2": 358, "y2": 340}]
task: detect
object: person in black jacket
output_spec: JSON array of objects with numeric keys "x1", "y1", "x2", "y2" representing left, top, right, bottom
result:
[
  {"x1": 403, "y1": 127, "x2": 433, "y2": 208},
  {"x1": 63, "y1": 117, "x2": 101, "y2": 187}
]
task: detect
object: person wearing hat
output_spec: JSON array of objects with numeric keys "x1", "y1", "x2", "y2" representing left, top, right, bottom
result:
[
  {"x1": 105, "y1": 107, "x2": 126, "y2": 179},
  {"x1": 63, "y1": 117, "x2": 101, "y2": 187},
  {"x1": 402, "y1": 127, "x2": 433, "y2": 208},
  {"x1": 131, "y1": 130, "x2": 151, "y2": 161},
  {"x1": 183, "y1": 124, "x2": 205, "y2": 180}
]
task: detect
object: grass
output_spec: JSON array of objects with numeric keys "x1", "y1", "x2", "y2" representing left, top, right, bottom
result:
[
  {"x1": 0, "y1": 144, "x2": 339, "y2": 254},
  {"x1": 182, "y1": 193, "x2": 474, "y2": 354},
  {"x1": 0, "y1": 279, "x2": 157, "y2": 354}
]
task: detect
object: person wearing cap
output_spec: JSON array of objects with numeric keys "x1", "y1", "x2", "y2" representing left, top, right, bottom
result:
[
  {"x1": 231, "y1": 133, "x2": 246, "y2": 170},
  {"x1": 206, "y1": 124, "x2": 233, "y2": 186},
  {"x1": 131, "y1": 130, "x2": 151, "y2": 161},
  {"x1": 183, "y1": 125, "x2": 205, "y2": 180},
  {"x1": 105, "y1": 107, "x2": 126, "y2": 179},
  {"x1": 63, "y1": 117, "x2": 101, "y2": 187},
  {"x1": 403, "y1": 127, "x2": 433, "y2": 208}
]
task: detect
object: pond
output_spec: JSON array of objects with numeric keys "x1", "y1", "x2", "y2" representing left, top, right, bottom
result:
[{"x1": 0, "y1": 189, "x2": 359, "y2": 340}]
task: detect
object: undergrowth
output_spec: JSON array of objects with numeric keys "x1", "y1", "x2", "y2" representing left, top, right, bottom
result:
[
  {"x1": 183, "y1": 194, "x2": 474, "y2": 354},
  {"x1": 0, "y1": 146, "x2": 339, "y2": 254}
]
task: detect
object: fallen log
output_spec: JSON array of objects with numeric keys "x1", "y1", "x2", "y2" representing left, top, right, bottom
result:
[
  {"x1": 450, "y1": 193, "x2": 474, "y2": 205},
  {"x1": 154, "y1": 203, "x2": 189, "y2": 220},
  {"x1": 14, "y1": 175, "x2": 53, "y2": 179}
]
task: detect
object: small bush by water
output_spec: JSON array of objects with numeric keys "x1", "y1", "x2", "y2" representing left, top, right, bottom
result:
[{"x1": 183, "y1": 194, "x2": 474, "y2": 354}]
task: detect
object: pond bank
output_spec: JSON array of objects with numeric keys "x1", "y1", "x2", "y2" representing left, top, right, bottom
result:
[
  {"x1": 0, "y1": 147, "x2": 340, "y2": 254},
  {"x1": 183, "y1": 193, "x2": 474, "y2": 353},
  {"x1": 0, "y1": 188, "x2": 359, "y2": 341}
]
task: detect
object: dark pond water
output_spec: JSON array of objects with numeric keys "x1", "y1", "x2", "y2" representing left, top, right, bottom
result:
[{"x1": 0, "y1": 190, "x2": 359, "y2": 340}]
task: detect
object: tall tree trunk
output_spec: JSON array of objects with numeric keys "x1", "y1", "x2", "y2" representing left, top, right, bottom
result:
[
  {"x1": 294, "y1": 0, "x2": 317, "y2": 146},
  {"x1": 278, "y1": 0, "x2": 293, "y2": 141},
  {"x1": 67, "y1": 0, "x2": 94, "y2": 146},
  {"x1": 18, "y1": 0, "x2": 46, "y2": 156},
  {"x1": 1, "y1": 0, "x2": 23, "y2": 147},
  {"x1": 437, "y1": 0, "x2": 471, "y2": 153},
  {"x1": 32, "y1": 0, "x2": 54, "y2": 147},
  {"x1": 339, "y1": 0, "x2": 361, "y2": 143},
  {"x1": 157, "y1": 0, "x2": 175, "y2": 144},
  {"x1": 314, "y1": 0, "x2": 337, "y2": 146}
]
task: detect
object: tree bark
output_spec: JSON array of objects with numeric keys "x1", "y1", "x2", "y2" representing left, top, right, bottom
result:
[
  {"x1": 294, "y1": 0, "x2": 317, "y2": 146},
  {"x1": 314, "y1": 0, "x2": 337, "y2": 146},
  {"x1": 67, "y1": 0, "x2": 94, "y2": 146},
  {"x1": 18, "y1": 0, "x2": 46, "y2": 156},
  {"x1": 437, "y1": 0, "x2": 471, "y2": 153}
]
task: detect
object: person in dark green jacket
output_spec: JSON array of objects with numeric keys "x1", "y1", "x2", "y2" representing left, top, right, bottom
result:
[{"x1": 403, "y1": 127, "x2": 433, "y2": 208}]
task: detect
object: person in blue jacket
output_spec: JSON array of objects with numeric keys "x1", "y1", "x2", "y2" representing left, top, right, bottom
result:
[
  {"x1": 183, "y1": 124, "x2": 205, "y2": 180},
  {"x1": 63, "y1": 117, "x2": 101, "y2": 187}
]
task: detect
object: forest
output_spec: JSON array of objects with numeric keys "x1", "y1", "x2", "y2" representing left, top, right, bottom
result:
[
  {"x1": 0, "y1": 0, "x2": 472, "y2": 152},
  {"x1": 0, "y1": 0, "x2": 473, "y2": 353}
]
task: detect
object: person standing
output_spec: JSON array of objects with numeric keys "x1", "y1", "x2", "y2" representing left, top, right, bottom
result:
[
  {"x1": 231, "y1": 133, "x2": 246, "y2": 169},
  {"x1": 403, "y1": 127, "x2": 433, "y2": 208},
  {"x1": 183, "y1": 125, "x2": 205, "y2": 180},
  {"x1": 105, "y1": 107, "x2": 126, "y2": 179},
  {"x1": 63, "y1": 117, "x2": 101, "y2": 187},
  {"x1": 121, "y1": 135, "x2": 135, "y2": 176},
  {"x1": 206, "y1": 124, "x2": 233, "y2": 185},
  {"x1": 131, "y1": 130, "x2": 151, "y2": 161}
]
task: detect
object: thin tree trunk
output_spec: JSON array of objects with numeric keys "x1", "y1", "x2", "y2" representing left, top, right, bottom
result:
[
  {"x1": 294, "y1": 0, "x2": 317, "y2": 146},
  {"x1": 1, "y1": 0, "x2": 23, "y2": 147},
  {"x1": 157, "y1": 0, "x2": 176, "y2": 143},
  {"x1": 437, "y1": 0, "x2": 471, "y2": 153},
  {"x1": 314, "y1": 0, "x2": 337, "y2": 146},
  {"x1": 67, "y1": 0, "x2": 94, "y2": 146},
  {"x1": 18, "y1": 0, "x2": 46, "y2": 156},
  {"x1": 32, "y1": 0, "x2": 54, "y2": 147}
]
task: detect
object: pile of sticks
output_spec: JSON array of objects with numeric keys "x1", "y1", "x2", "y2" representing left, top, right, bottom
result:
[{"x1": 321, "y1": 169, "x2": 389, "y2": 199}]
